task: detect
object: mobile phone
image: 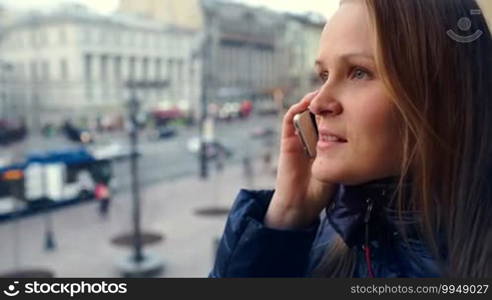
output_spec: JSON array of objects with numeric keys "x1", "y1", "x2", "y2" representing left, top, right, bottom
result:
[{"x1": 293, "y1": 110, "x2": 318, "y2": 158}]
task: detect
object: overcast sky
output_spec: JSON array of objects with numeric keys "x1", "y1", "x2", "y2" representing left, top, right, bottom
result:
[{"x1": 0, "y1": 0, "x2": 339, "y2": 18}]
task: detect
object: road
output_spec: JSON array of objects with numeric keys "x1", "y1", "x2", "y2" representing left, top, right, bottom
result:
[
  {"x1": 0, "y1": 114, "x2": 281, "y2": 193},
  {"x1": 113, "y1": 114, "x2": 279, "y2": 191}
]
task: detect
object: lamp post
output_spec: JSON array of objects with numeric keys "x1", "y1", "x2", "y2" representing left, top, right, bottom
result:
[
  {"x1": 113, "y1": 80, "x2": 168, "y2": 277},
  {"x1": 128, "y1": 90, "x2": 143, "y2": 262},
  {"x1": 195, "y1": 31, "x2": 212, "y2": 180}
]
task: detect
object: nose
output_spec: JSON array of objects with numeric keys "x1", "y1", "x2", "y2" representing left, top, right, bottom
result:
[{"x1": 309, "y1": 89, "x2": 343, "y2": 117}]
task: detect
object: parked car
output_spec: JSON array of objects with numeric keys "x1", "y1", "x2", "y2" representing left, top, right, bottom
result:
[
  {"x1": 218, "y1": 102, "x2": 241, "y2": 120},
  {"x1": 186, "y1": 137, "x2": 233, "y2": 160},
  {"x1": 250, "y1": 126, "x2": 276, "y2": 139},
  {"x1": 148, "y1": 125, "x2": 178, "y2": 140},
  {"x1": 256, "y1": 101, "x2": 279, "y2": 116},
  {"x1": 0, "y1": 119, "x2": 27, "y2": 145}
]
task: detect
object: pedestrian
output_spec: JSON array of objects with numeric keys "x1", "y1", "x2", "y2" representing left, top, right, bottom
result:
[
  {"x1": 262, "y1": 148, "x2": 272, "y2": 172},
  {"x1": 94, "y1": 181, "x2": 111, "y2": 219},
  {"x1": 242, "y1": 155, "x2": 254, "y2": 188},
  {"x1": 215, "y1": 145, "x2": 225, "y2": 173},
  {"x1": 210, "y1": 0, "x2": 492, "y2": 278}
]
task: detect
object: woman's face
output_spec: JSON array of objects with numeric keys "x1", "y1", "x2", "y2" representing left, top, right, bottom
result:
[{"x1": 310, "y1": 0, "x2": 403, "y2": 185}]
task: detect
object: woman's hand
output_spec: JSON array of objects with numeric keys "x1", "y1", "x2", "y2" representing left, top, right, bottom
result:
[{"x1": 265, "y1": 91, "x2": 338, "y2": 230}]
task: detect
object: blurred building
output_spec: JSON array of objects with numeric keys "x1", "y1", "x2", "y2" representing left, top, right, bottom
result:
[
  {"x1": 0, "y1": 6, "x2": 23, "y2": 122},
  {"x1": 0, "y1": 3, "x2": 201, "y2": 130},
  {"x1": 0, "y1": 4, "x2": 19, "y2": 28},
  {"x1": 201, "y1": 0, "x2": 288, "y2": 105},
  {"x1": 199, "y1": 0, "x2": 326, "y2": 108},
  {"x1": 118, "y1": 0, "x2": 204, "y2": 32},
  {"x1": 282, "y1": 12, "x2": 325, "y2": 104},
  {"x1": 0, "y1": 60, "x2": 19, "y2": 120}
]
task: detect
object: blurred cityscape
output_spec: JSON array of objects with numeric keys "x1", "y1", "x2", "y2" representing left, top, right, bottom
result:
[{"x1": 0, "y1": 0, "x2": 326, "y2": 277}]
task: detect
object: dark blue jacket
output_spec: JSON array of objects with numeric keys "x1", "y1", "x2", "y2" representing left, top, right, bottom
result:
[{"x1": 209, "y1": 177, "x2": 444, "y2": 277}]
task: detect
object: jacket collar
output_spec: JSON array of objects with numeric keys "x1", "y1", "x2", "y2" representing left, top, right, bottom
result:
[{"x1": 326, "y1": 176, "x2": 417, "y2": 248}]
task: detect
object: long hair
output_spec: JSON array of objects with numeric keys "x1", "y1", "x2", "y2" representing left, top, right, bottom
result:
[{"x1": 314, "y1": 0, "x2": 492, "y2": 277}]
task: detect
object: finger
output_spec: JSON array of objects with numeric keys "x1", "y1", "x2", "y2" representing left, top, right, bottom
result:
[
  {"x1": 282, "y1": 91, "x2": 319, "y2": 138},
  {"x1": 282, "y1": 96, "x2": 315, "y2": 139}
]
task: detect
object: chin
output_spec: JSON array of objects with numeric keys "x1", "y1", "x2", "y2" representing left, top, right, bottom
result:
[
  {"x1": 311, "y1": 158, "x2": 347, "y2": 184},
  {"x1": 312, "y1": 156, "x2": 402, "y2": 186},
  {"x1": 311, "y1": 157, "x2": 375, "y2": 186}
]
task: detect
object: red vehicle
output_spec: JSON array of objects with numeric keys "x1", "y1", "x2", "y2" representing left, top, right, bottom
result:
[
  {"x1": 151, "y1": 108, "x2": 184, "y2": 126},
  {"x1": 240, "y1": 100, "x2": 253, "y2": 118}
]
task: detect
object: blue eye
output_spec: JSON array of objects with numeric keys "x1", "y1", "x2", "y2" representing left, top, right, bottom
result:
[{"x1": 351, "y1": 68, "x2": 371, "y2": 80}]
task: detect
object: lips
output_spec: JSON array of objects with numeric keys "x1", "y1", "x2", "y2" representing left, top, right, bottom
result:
[{"x1": 317, "y1": 129, "x2": 348, "y2": 143}]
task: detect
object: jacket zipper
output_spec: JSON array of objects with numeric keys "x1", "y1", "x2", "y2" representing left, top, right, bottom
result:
[{"x1": 364, "y1": 197, "x2": 375, "y2": 278}]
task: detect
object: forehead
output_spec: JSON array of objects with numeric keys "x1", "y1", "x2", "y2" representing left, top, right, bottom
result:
[{"x1": 318, "y1": 2, "x2": 375, "y2": 60}]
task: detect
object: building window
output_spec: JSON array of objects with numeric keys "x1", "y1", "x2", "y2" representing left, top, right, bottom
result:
[
  {"x1": 155, "y1": 58, "x2": 162, "y2": 80},
  {"x1": 101, "y1": 55, "x2": 108, "y2": 97},
  {"x1": 101, "y1": 55, "x2": 108, "y2": 81},
  {"x1": 167, "y1": 59, "x2": 174, "y2": 97},
  {"x1": 84, "y1": 54, "x2": 93, "y2": 100},
  {"x1": 142, "y1": 57, "x2": 149, "y2": 80},
  {"x1": 30, "y1": 61, "x2": 38, "y2": 82},
  {"x1": 155, "y1": 58, "x2": 162, "y2": 97},
  {"x1": 177, "y1": 60, "x2": 183, "y2": 96},
  {"x1": 84, "y1": 54, "x2": 92, "y2": 81},
  {"x1": 114, "y1": 56, "x2": 122, "y2": 82},
  {"x1": 114, "y1": 56, "x2": 122, "y2": 98},
  {"x1": 42, "y1": 60, "x2": 50, "y2": 81},
  {"x1": 60, "y1": 59, "x2": 68, "y2": 81},
  {"x1": 167, "y1": 59, "x2": 173, "y2": 81},
  {"x1": 18, "y1": 63, "x2": 25, "y2": 79},
  {"x1": 129, "y1": 57, "x2": 136, "y2": 80}
]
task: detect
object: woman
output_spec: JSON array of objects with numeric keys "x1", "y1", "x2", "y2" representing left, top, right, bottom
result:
[{"x1": 210, "y1": 0, "x2": 492, "y2": 277}]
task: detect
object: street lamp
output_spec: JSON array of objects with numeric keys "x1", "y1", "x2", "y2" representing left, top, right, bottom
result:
[
  {"x1": 112, "y1": 80, "x2": 168, "y2": 277},
  {"x1": 193, "y1": 31, "x2": 212, "y2": 179}
]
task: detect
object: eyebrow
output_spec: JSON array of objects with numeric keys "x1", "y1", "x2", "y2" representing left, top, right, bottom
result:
[{"x1": 314, "y1": 52, "x2": 375, "y2": 68}]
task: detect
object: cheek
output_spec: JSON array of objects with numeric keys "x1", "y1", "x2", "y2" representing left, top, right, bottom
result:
[
  {"x1": 349, "y1": 104, "x2": 403, "y2": 168},
  {"x1": 341, "y1": 98, "x2": 402, "y2": 169},
  {"x1": 353, "y1": 110, "x2": 397, "y2": 148}
]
